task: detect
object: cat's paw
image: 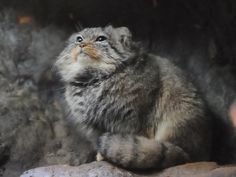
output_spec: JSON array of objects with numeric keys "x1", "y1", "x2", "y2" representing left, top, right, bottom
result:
[
  {"x1": 96, "y1": 132, "x2": 113, "y2": 158},
  {"x1": 97, "y1": 133, "x2": 131, "y2": 165},
  {"x1": 96, "y1": 152, "x2": 104, "y2": 161}
]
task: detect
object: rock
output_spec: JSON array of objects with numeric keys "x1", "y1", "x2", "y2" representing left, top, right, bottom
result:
[
  {"x1": 21, "y1": 161, "x2": 134, "y2": 177},
  {"x1": 154, "y1": 162, "x2": 236, "y2": 177},
  {"x1": 20, "y1": 161, "x2": 236, "y2": 177},
  {"x1": 0, "y1": 10, "x2": 95, "y2": 177}
]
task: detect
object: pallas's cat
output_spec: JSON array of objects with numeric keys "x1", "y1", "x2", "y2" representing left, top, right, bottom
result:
[{"x1": 55, "y1": 26, "x2": 211, "y2": 169}]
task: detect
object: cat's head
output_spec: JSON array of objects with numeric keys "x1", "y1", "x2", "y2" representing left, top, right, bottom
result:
[{"x1": 55, "y1": 26, "x2": 137, "y2": 82}]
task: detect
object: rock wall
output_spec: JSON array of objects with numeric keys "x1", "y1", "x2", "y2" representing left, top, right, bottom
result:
[{"x1": 0, "y1": 10, "x2": 94, "y2": 177}]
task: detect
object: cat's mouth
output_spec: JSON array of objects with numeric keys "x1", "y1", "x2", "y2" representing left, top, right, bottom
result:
[{"x1": 71, "y1": 45, "x2": 100, "y2": 60}]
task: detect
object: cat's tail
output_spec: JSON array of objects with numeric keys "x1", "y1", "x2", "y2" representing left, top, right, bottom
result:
[{"x1": 96, "y1": 133, "x2": 190, "y2": 170}]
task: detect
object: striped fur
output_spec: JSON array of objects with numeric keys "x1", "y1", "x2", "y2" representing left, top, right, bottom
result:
[{"x1": 55, "y1": 26, "x2": 211, "y2": 170}]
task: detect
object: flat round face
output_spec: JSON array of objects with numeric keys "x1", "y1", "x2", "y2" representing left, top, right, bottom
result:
[
  {"x1": 55, "y1": 26, "x2": 135, "y2": 82},
  {"x1": 70, "y1": 28, "x2": 110, "y2": 61}
]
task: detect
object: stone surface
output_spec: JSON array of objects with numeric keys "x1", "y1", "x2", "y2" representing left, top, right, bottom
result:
[
  {"x1": 20, "y1": 161, "x2": 236, "y2": 177},
  {"x1": 21, "y1": 162, "x2": 134, "y2": 177}
]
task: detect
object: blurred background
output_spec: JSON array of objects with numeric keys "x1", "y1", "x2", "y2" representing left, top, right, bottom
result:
[{"x1": 0, "y1": 0, "x2": 236, "y2": 176}]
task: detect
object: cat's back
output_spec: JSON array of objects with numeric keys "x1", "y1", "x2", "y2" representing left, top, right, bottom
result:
[{"x1": 151, "y1": 54, "x2": 192, "y2": 86}]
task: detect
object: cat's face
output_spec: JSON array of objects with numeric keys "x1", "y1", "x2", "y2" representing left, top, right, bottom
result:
[{"x1": 55, "y1": 26, "x2": 135, "y2": 82}]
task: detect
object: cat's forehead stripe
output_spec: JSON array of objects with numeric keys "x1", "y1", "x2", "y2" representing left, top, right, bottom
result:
[{"x1": 80, "y1": 27, "x2": 105, "y2": 37}]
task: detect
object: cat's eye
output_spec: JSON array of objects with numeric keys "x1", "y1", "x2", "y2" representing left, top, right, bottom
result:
[
  {"x1": 95, "y1": 36, "x2": 107, "y2": 42},
  {"x1": 76, "y1": 35, "x2": 83, "y2": 43}
]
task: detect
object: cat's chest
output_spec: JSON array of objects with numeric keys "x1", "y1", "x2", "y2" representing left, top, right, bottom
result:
[
  {"x1": 66, "y1": 84, "x2": 104, "y2": 115},
  {"x1": 67, "y1": 80, "x2": 115, "y2": 108},
  {"x1": 66, "y1": 76, "x2": 146, "y2": 133}
]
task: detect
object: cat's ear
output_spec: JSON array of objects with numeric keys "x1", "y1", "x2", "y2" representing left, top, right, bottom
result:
[
  {"x1": 104, "y1": 26, "x2": 132, "y2": 47},
  {"x1": 104, "y1": 25, "x2": 114, "y2": 33},
  {"x1": 116, "y1": 27, "x2": 132, "y2": 47}
]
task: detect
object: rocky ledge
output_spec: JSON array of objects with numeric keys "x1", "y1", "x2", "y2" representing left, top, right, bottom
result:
[{"x1": 21, "y1": 161, "x2": 236, "y2": 177}]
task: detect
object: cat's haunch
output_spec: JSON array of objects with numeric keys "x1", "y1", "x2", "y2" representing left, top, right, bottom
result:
[{"x1": 55, "y1": 26, "x2": 211, "y2": 170}]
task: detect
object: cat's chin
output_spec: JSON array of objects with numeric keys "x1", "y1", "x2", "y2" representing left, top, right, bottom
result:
[
  {"x1": 76, "y1": 54, "x2": 93, "y2": 62},
  {"x1": 76, "y1": 54, "x2": 101, "y2": 67},
  {"x1": 76, "y1": 56, "x2": 110, "y2": 71}
]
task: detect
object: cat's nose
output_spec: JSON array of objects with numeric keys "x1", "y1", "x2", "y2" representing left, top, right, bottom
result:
[{"x1": 79, "y1": 43, "x2": 87, "y2": 48}]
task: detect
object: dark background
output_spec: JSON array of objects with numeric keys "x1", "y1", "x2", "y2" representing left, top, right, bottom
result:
[
  {"x1": 0, "y1": 0, "x2": 236, "y2": 177},
  {"x1": 1, "y1": 0, "x2": 236, "y2": 63}
]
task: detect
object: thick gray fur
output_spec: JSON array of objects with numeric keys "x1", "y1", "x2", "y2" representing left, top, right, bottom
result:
[{"x1": 55, "y1": 26, "x2": 211, "y2": 169}]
